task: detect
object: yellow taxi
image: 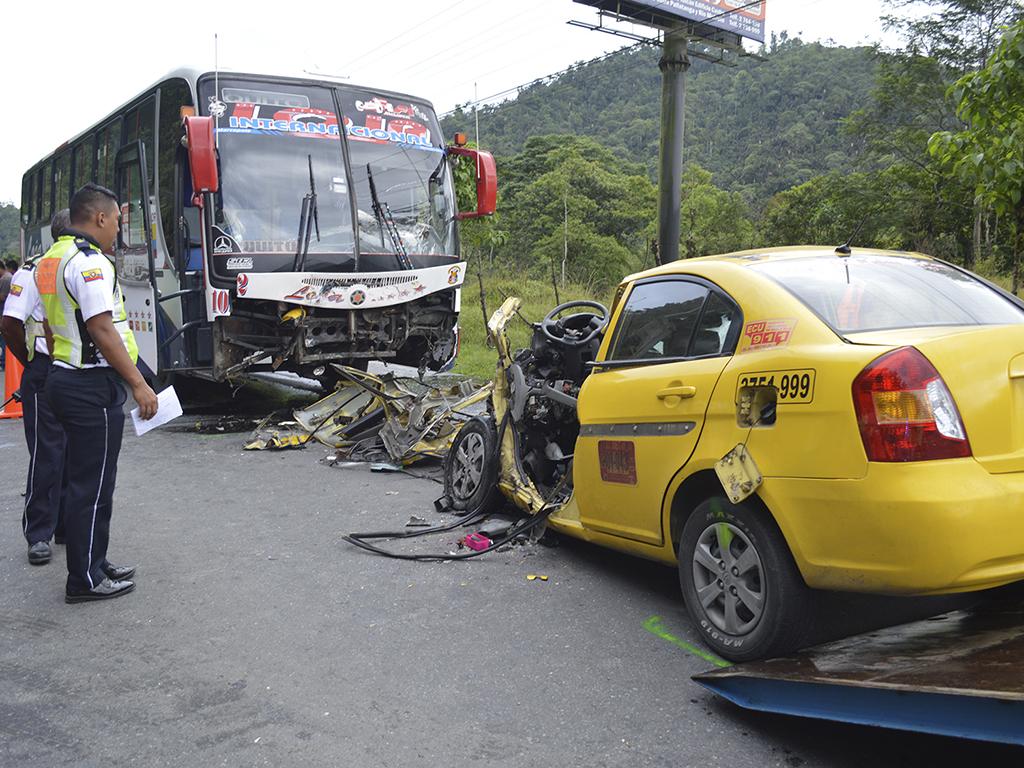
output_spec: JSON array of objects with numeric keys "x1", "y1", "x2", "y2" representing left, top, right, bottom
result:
[{"x1": 444, "y1": 246, "x2": 1024, "y2": 661}]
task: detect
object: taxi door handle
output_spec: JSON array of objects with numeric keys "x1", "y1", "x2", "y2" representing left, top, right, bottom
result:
[{"x1": 657, "y1": 384, "x2": 697, "y2": 400}]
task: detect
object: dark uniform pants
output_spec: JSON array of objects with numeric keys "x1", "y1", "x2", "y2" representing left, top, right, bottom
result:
[
  {"x1": 45, "y1": 366, "x2": 126, "y2": 592},
  {"x1": 21, "y1": 354, "x2": 66, "y2": 546}
]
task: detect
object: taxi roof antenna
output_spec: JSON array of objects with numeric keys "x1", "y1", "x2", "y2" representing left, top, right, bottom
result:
[{"x1": 836, "y1": 212, "x2": 872, "y2": 257}]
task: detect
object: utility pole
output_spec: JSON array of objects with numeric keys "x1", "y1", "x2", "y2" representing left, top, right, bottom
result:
[
  {"x1": 657, "y1": 28, "x2": 690, "y2": 266},
  {"x1": 474, "y1": 82, "x2": 480, "y2": 148},
  {"x1": 563, "y1": 191, "x2": 569, "y2": 286},
  {"x1": 571, "y1": 3, "x2": 764, "y2": 262}
]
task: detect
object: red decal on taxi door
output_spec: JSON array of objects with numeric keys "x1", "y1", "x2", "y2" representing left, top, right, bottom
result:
[{"x1": 598, "y1": 440, "x2": 638, "y2": 485}]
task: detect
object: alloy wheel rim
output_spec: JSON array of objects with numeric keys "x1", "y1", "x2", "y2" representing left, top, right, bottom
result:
[
  {"x1": 451, "y1": 432, "x2": 486, "y2": 500},
  {"x1": 691, "y1": 522, "x2": 765, "y2": 636}
]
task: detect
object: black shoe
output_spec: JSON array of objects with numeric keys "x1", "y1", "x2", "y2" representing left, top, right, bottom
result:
[
  {"x1": 28, "y1": 541, "x2": 51, "y2": 565},
  {"x1": 65, "y1": 578, "x2": 135, "y2": 604},
  {"x1": 54, "y1": 535, "x2": 66, "y2": 545},
  {"x1": 102, "y1": 563, "x2": 136, "y2": 581}
]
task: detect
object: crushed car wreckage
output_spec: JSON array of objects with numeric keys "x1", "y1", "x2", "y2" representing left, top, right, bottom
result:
[
  {"x1": 443, "y1": 297, "x2": 608, "y2": 517},
  {"x1": 245, "y1": 365, "x2": 491, "y2": 465},
  {"x1": 341, "y1": 296, "x2": 600, "y2": 561}
]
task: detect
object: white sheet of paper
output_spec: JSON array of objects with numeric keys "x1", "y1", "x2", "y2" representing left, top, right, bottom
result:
[{"x1": 131, "y1": 386, "x2": 183, "y2": 436}]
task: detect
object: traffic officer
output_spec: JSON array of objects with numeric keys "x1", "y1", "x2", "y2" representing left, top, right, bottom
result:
[
  {"x1": 36, "y1": 183, "x2": 159, "y2": 603},
  {"x1": 1, "y1": 209, "x2": 70, "y2": 565}
]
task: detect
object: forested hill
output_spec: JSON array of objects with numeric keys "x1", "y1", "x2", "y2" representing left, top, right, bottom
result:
[{"x1": 442, "y1": 38, "x2": 878, "y2": 205}]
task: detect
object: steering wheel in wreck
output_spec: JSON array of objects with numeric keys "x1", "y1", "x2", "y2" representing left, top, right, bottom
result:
[{"x1": 539, "y1": 300, "x2": 610, "y2": 348}]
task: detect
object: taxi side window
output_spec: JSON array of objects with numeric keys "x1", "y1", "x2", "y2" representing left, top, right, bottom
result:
[
  {"x1": 690, "y1": 291, "x2": 741, "y2": 357},
  {"x1": 609, "y1": 280, "x2": 709, "y2": 361}
]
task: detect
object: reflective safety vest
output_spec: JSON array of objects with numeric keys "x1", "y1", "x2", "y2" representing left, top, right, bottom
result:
[
  {"x1": 17, "y1": 252, "x2": 47, "y2": 362},
  {"x1": 35, "y1": 236, "x2": 138, "y2": 368}
]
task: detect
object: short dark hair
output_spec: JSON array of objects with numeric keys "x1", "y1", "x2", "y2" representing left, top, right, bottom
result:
[
  {"x1": 51, "y1": 208, "x2": 71, "y2": 241},
  {"x1": 70, "y1": 183, "x2": 118, "y2": 225},
  {"x1": 5, "y1": 259, "x2": 18, "y2": 272}
]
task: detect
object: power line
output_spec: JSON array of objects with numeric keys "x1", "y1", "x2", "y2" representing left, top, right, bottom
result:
[
  {"x1": 440, "y1": 0, "x2": 766, "y2": 117},
  {"x1": 405, "y1": 3, "x2": 550, "y2": 82},
  {"x1": 440, "y1": 41, "x2": 647, "y2": 118},
  {"x1": 335, "y1": 0, "x2": 476, "y2": 72}
]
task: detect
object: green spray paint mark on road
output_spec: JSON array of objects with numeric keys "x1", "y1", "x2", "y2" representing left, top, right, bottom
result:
[{"x1": 643, "y1": 615, "x2": 732, "y2": 668}]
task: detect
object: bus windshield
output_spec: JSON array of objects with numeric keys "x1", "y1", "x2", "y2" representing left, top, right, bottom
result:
[
  {"x1": 338, "y1": 88, "x2": 454, "y2": 260},
  {"x1": 200, "y1": 78, "x2": 455, "y2": 274}
]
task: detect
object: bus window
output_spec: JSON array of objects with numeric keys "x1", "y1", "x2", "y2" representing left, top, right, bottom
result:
[
  {"x1": 121, "y1": 158, "x2": 148, "y2": 251},
  {"x1": 125, "y1": 97, "x2": 156, "y2": 191},
  {"x1": 179, "y1": 156, "x2": 202, "y2": 271},
  {"x1": 197, "y1": 77, "x2": 356, "y2": 276},
  {"x1": 96, "y1": 120, "x2": 122, "y2": 189},
  {"x1": 38, "y1": 165, "x2": 49, "y2": 224},
  {"x1": 54, "y1": 153, "x2": 71, "y2": 213},
  {"x1": 159, "y1": 79, "x2": 194, "y2": 251},
  {"x1": 337, "y1": 87, "x2": 454, "y2": 258},
  {"x1": 73, "y1": 139, "x2": 93, "y2": 192},
  {"x1": 22, "y1": 174, "x2": 33, "y2": 226}
]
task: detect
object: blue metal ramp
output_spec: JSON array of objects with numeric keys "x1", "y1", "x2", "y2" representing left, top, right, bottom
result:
[{"x1": 693, "y1": 607, "x2": 1024, "y2": 745}]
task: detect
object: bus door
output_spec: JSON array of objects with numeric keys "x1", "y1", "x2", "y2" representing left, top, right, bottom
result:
[
  {"x1": 114, "y1": 141, "x2": 160, "y2": 377},
  {"x1": 172, "y1": 148, "x2": 212, "y2": 367}
]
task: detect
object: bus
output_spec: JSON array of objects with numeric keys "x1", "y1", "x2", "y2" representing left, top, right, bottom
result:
[{"x1": 19, "y1": 69, "x2": 496, "y2": 387}]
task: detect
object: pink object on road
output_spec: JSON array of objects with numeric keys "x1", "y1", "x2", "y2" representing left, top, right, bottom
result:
[{"x1": 464, "y1": 533, "x2": 492, "y2": 551}]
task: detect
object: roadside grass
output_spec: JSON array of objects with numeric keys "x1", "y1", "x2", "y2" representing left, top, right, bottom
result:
[
  {"x1": 972, "y1": 259, "x2": 1014, "y2": 292},
  {"x1": 453, "y1": 270, "x2": 612, "y2": 381}
]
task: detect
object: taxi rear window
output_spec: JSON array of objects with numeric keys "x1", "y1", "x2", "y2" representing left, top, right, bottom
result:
[{"x1": 751, "y1": 255, "x2": 1024, "y2": 333}]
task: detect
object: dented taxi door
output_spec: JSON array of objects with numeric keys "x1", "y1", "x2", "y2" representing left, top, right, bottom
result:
[{"x1": 574, "y1": 277, "x2": 741, "y2": 546}]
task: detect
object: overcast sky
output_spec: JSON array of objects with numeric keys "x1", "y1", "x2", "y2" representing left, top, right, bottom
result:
[{"x1": 1, "y1": 0, "x2": 898, "y2": 204}]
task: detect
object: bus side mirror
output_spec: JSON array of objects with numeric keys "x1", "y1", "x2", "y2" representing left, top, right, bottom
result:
[
  {"x1": 449, "y1": 146, "x2": 497, "y2": 220},
  {"x1": 184, "y1": 116, "x2": 219, "y2": 195}
]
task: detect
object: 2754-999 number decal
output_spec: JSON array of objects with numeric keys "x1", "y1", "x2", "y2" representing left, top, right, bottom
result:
[{"x1": 737, "y1": 369, "x2": 816, "y2": 403}]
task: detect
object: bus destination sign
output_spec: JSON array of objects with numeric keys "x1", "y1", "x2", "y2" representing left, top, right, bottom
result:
[{"x1": 573, "y1": 0, "x2": 766, "y2": 43}]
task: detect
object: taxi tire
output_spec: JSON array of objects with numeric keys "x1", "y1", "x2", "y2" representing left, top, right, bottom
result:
[
  {"x1": 678, "y1": 495, "x2": 809, "y2": 663},
  {"x1": 443, "y1": 417, "x2": 503, "y2": 516}
]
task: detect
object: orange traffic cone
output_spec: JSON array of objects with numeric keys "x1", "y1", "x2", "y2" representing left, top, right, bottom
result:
[{"x1": 0, "y1": 348, "x2": 24, "y2": 419}]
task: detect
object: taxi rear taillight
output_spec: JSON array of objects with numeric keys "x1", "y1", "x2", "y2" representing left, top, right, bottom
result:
[{"x1": 852, "y1": 346, "x2": 970, "y2": 462}]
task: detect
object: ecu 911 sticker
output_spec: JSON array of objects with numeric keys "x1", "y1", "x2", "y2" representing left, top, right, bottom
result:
[{"x1": 737, "y1": 369, "x2": 815, "y2": 403}]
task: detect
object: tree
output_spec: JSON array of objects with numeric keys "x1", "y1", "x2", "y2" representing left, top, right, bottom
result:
[
  {"x1": 930, "y1": 21, "x2": 1024, "y2": 290},
  {"x1": 679, "y1": 164, "x2": 755, "y2": 258},
  {"x1": 882, "y1": 0, "x2": 1023, "y2": 71},
  {"x1": 499, "y1": 135, "x2": 656, "y2": 287},
  {"x1": 847, "y1": 0, "x2": 1024, "y2": 267},
  {"x1": 441, "y1": 41, "x2": 881, "y2": 209},
  {"x1": 450, "y1": 143, "x2": 510, "y2": 268},
  {"x1": 0, "y1": 203, "x2": 20, "y2": 256},
  {"x1": 843, "y1": 0, "x2": 1019, "y2": 270}
]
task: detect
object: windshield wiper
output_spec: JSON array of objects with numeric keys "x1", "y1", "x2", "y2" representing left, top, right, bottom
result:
[
  {"x1": 292, "y1": 154, "x2": 320, "y2": 273},
  {"x1": 366, "y1": 163, "x2": 412, "y2": 270}
]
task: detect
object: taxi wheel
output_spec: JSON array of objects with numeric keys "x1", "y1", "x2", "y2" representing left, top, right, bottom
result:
[
  {"x1": 678, "y1": 495, "x2": 808, "y2": 663},
  {"x1": 443, "y1": 417, "x2": 502, "y2": 516}
]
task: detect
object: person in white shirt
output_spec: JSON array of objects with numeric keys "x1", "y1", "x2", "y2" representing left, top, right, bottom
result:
[
  {"x1": 1, "y1": 210, "x2": 70, "y2": 565},
  {"x1": 37, "y1": 184, "x2": 158, "y2": 602}
]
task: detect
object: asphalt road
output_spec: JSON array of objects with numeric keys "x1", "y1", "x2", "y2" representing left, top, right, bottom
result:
[{"x1": 1, "y1": 384, "x2": 1022, "y2": 767}]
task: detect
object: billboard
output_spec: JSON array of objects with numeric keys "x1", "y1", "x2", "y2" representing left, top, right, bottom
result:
[{"x1": 573, "y1": 0, "x2": 766, "y2": 43}]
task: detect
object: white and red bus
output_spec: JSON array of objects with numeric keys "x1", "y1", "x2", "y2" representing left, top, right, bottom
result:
[{"x1": 19, "y1": 69, "x2": 495, "y2": 386}]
